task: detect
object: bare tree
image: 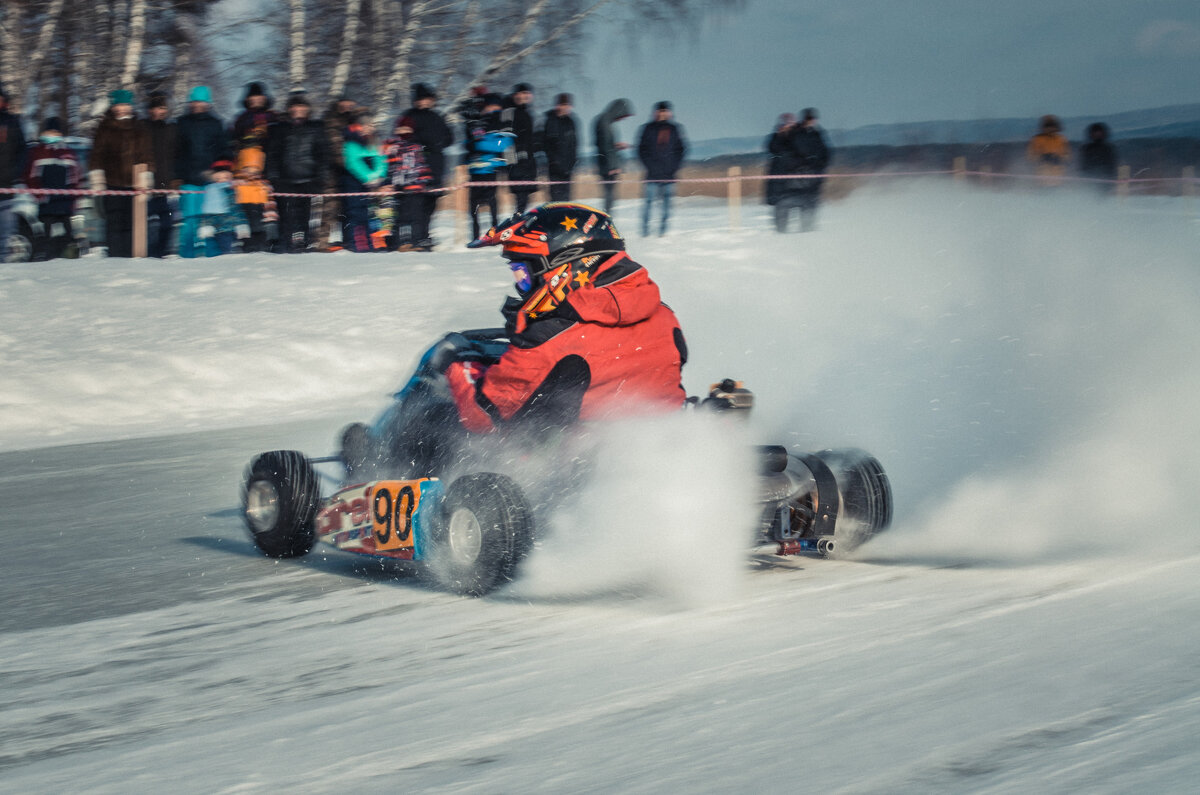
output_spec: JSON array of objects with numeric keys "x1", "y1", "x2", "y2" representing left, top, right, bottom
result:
[
  {"x1": 288, "y1": 0, "x2": 306, "y2": 91},
  {"x1": 120, "y1": 0, "x2": 149, "y2": 90},
  {"x1": 328, "y1": 0, "x2": 363, "y2": 100}
]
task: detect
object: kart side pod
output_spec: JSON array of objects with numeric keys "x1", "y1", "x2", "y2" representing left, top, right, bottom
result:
[{"x1": 759, "y1": 447, "x2": 893, "y2": 557}]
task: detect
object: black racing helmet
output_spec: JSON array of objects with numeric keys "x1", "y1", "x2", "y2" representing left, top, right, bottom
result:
[{"x1": 468, "y1": 202, "x2": 625, "y2": 278}]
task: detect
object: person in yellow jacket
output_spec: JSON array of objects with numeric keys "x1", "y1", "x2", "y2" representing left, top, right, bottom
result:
[
  {"x1": 1027, "y1": 115, "x2": 1070, "y2": 185},
  {"x1": 235, "y1": 146, "x2": 274, "y2": 252}
]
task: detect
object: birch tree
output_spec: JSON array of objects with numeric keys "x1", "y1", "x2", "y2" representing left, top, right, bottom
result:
[
  {"x1": 119, "y1": 0, "x2": 148, "y2": 90},
  {"x1": 289, "y1": 0, "x2": 306, "y2": 91},
  {"x1": 327, "y1": 0, "x2": 363, "y2": 100}
]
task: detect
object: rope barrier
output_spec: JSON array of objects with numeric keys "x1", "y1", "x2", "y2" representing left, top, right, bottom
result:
[{"x1": 4, "y1": 169, "x2": 1196, "y2": 199}]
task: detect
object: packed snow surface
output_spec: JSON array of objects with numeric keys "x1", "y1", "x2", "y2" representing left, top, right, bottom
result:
[{"x1": 2, "y1": 185, "x2": 1199, "y2": 792}]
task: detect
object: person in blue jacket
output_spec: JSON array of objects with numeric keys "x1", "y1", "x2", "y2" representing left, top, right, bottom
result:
[{"x1": 174, "y1": 86, "x2": 228, "y2": 257}]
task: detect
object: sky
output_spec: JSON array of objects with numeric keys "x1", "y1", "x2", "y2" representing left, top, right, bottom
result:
[{"x1": 578, "y1": 0, "x2": 1200, "y2": 141}]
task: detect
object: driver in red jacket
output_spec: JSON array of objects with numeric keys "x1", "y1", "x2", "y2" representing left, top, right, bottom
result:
[{"x1": 448, "y1": 202, "x2": 687, "y2": 433}]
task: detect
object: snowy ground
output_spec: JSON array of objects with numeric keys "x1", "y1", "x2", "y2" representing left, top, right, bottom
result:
[{"x1": 2, "y1": 185, "x2": 1199, "y2": 792}]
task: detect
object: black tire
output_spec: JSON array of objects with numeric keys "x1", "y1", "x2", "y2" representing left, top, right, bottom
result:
[
  {"x1": 427, "y1": 473, "x2": 533, "y2": 596},
  {"x1": 339, "y1": 422, "x2": 373, "y2": 480},
  {"x1": 814, "y1": 448, "x2": 893, "y2": 552},
  {"x1": 241, "y1": 450, "x2": 320, "y2": 558}
]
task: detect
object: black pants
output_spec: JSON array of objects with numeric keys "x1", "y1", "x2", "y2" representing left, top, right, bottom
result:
[
  {"x1": 414, "y1": 193, "x2": 437, "y2": 245},
  {"x1": 238, "y1": 203, "x2": 267, "y2": 252},
  {"x1": 392, "y1": 193, "x2": 423, "y2": 248},
  {"x1": 548, "y1": 169, "x2": 572, "y2": 202},
  {"x1": 469, "y1": 183, "x2": 498, "y2": 240},
  {"x1": 36, "y1": 213, "x2": 72, "y2": 260},
  {"x1": 278, "y1": 195, "x2": 312, "y2": 252},
  {"x1": 103, "y1": 194, "x2": 134, "y2": 257},
  {"x1": 774, "y1": 187, "x2": 822, "y2": 233},
  {"x1": 146, "y1": 195, "x2": 174, "y2": 257},
  {"x1": 511, "y1": 188, "x2": 537, "y2": 215}
]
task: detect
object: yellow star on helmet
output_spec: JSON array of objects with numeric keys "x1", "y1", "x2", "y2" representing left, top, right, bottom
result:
[
  {"x1": 560, "y1": 216, "x2": 578, "y2": 231},
  {"x1": 574, "y1": 271, "x2": 590, "y2": 287}
]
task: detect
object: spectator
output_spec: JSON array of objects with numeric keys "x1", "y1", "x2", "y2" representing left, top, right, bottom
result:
[
  {"x1": 235, "y1": 147, "x2": 272, "y2": 252},
  {"x1": 0, "y1": 83, "x2": 27, "y2": 263},
  {"x1": 541, "y1": 92, "x2": 579, "y2": 202},
  {"x1": 1027, "y1": 114, "x2": 1069, "y2": 185},
  {"x1": 636, "y1": 100, "x2": 687, "y2": 237},
  {"x1": 463, "y1": 93, "x2": 511, "y2": 241},
  {"x1": 340, "y1": 111, "x2": 388, "y2": 253},
  {"x1": 774, "y1": 107, "x2": 830, "y2": 233},
  {"x1": 267, "y1": 92, "x2": 328, "y2": 253},
  {"x1": 174, "y1": 86, "x2": 227, "y2": 258},
  {"x1": 1080, "y1": 122, "x2": 1118, "y2": 193},
  {"x1": 502, "y1": 82, "x2": 538, "y2": 214},
  {"x1": 318, "y1": 96, "x2": 358, "y2": 250},
  {"x1": 593, "y1": 98, "x2": 633, "y2": 215},
  {"x1": 382, "y1": 116, "x2": 434, "y2": 250},
  {"x1": 199, "y1": 158, "x2": 247, "y2": 255},
  {"x1": 23, "y1": 116, "x2": 80, "y2": 260},
  {"x1": 764, "y1": 112, "x2": 797, "y2": 209},
  {"x1": 91, "y1": 89, "x2": 153, "y2": 257},
  {"x1": 399, "y1": 83, "x2": 452, "y2": 250},
  {"x1": 142, "y1": 92, "x2": 176, "y2": 257},
  {"x1": 231, "y1": 82, "x2": 276, "y2": 153}
]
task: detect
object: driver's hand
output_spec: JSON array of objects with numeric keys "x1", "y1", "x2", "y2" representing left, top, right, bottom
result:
[{"x1": 445, "y1": 360, "x2": 487, "y2": 386}]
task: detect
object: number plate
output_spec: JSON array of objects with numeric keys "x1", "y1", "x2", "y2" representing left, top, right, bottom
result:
[{"x1": 317, "y1": 478, "x2": 442, "y2": 559}]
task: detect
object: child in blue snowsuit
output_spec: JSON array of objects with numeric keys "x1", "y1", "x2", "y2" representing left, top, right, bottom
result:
[{"x1": 198, "y1": 159, "x2": 248, "y2": 255}]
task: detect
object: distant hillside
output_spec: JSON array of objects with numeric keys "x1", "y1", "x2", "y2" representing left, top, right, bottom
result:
[{"x1": 688, "y1": 103, "x2": 1200, "y2": 159}]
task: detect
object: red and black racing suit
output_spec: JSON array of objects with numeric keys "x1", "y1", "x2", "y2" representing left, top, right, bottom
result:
[{"x1": 447, "y1": 251, "x2": 687, "y2": 433}]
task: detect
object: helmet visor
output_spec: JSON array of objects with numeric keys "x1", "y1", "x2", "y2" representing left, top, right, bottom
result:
[{"x1": 509, "y1": 260, "x2": 533, "y2": 293}]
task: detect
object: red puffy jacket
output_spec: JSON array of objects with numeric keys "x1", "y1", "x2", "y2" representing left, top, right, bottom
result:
[{"x1": 448, "y1": 252, "x2": 687, "y2": 432}]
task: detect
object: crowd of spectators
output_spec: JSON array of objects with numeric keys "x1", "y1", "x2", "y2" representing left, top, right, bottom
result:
[{"x1": 0, "y1": 76, "x2": 1129, "y2": 261}]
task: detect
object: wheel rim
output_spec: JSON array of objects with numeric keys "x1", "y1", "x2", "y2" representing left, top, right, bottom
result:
[
  {"x1": 447, "y1": 507, "x2": 483, "y2": 566},
  {"x1": 245, "y1": 480, "x2": 281, "y2": 534}
]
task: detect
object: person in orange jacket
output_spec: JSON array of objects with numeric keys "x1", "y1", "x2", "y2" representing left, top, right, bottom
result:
[
  {"x1": 1027, "y1": 115, "x2": 1070, "y2": 185},
  {"x1": 235, "y1": 147, "x2": 274, "y2": 252}
]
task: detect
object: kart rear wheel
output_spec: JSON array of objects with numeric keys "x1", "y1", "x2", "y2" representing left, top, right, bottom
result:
[
  {"x1": 242, "y1": 450, "x2": 319, "y2": 558},
  {"x1": 428, "y1": 472, "x2": 533, "y2": 596},
  {"x1": 814, "y1": 448, "x2": 893, "y2": 552}
]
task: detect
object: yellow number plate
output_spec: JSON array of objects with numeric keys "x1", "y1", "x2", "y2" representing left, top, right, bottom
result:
[{"x1": 370, "y1": 480, "x2": 426, "y2": 552}]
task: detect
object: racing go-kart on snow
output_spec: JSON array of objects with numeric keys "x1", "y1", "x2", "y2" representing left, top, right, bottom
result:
[{"x1": 240, "y1": 329, "x2": 893, "y2": 596}]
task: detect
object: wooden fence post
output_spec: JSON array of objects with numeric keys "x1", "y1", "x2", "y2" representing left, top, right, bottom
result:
[
  {"x1": 980, "y1": 164, "x2": 993, "y2": 187},
  {"x1": 453, "y1": 165, "x2": 468, "y2": 245},
  {"x1": 727, "y1": 166, "x2": 741, "y2": 231},
  {"x1": 1117, "y1": 165, "x2": 1131, "y2": 199},
  {"x1": 953, "y1": 156, "x2": 966, "y2": 182},
  {"x1": 132, "y1": 163, "x2": 148, "y2": 258}
]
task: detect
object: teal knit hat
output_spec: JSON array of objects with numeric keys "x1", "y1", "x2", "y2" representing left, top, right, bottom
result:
[
  {"x1": 188, "y1": 86, "x2": 212, "y2": 103},
  {"x1": 109, "y1": 89, "x2": 135, "y2": 106}
]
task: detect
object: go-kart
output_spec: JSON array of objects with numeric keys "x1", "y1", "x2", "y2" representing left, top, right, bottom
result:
[{"x1": 240, "y1": 330, "x2": 893, "y2": 596}]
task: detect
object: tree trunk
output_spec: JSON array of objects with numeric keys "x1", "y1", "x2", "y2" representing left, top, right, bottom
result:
[
  {"x1": 378, "y1": 0, "x2": 432, "y2": 119},
  {"x1": 120, "y1": 0, "x2": 148, "y2": 89},
  {"x1": 289, "y1": 0, "x2": 306, "y2": 91},
  {"x1": 437, "y1": 0, "x2": 480, "y2": 100},
  {"x1": 0, "y1": 5, "x2": 25, "y2": 112},
  {"x1": 328, "y1": 0, "x2": 363, "y2": 101}
]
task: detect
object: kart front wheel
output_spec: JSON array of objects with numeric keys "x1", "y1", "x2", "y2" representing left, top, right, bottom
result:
[
  {"x1": 242, "y1": 450, "x2": 319, "y2": 558},
  {"x1": 428, "y1": 473, "x2": 533, "y2": 596}
]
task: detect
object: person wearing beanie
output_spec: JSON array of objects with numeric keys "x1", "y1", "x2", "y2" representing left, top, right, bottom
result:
[
  {"x1": 0, "y1": 82, "x2": 27, "y2": 262},
  {"x1": 141, "y1": 92, "x2": 176, "y2": 257},
  {"x1": 463, "y1": 93, "x2": 512, "y2": 241},
  {"x1": 175, "y1": 86, "x2": 228, "y2": 257},
  {"x1": 540, "y1": 91, "x2": 579, "y2": 201},
  {"x1": 91, "y1": 89, "x2": 153, "y2": 257},
  {"x1": 381, "y1": 116, "x2": 434, "y2": 250},
  {"x1": 502, "y1": 82, "x2": 538, "y2": 213},
  {"x1": 339, "y1": 111, "x2": 388, "y2": 253},
  {"x1": 22, "y1": 117, "x2": 81, "y2": 260},
  {"x1": 636, "y1": 100, "x2": 687, "y2": 236},
  {"x1": 764, "y1": 112, "x2": 798, "y2": 209},
  {"x1": 316, "y1": 96, "x2": 358, "y2": 250},
  {"x1": 773, "y1": 106, "x2": 830, "y2": 232},
  {"x1": 232, "y1": 81, "x2": 277, "y2": 152},
  {"x1": 199, "y1": 158, "x2": 248, "y2": 256},
  {"x1": 398, "y1": 82, "x2": 452, "y2": 249},
  {"x1": 267, "y1": 91, "x2": 328, "y2": 253}
]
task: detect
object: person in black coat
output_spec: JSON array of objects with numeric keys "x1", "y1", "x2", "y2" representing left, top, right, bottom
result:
[
  {"x1": 266, "y1": 92, "x2": 329, "y2": 253},
  {"x1": 540, "y1": 92, "x2": 578, "y2": 202},
  {"x1": 502, "y1": 82, "x2": 538, "y2": 213},
  {"x1": 398, "y1": 83, "x2": 453, "y2": 249},
  {"x1": 636, "y1": 101, "x2": 687, "y2": 236},
  {"x1": 142, "y1": 93, "x2": 177, "y2": 257},
  {"x1": 775, "y1": 107, "x2": 830, "y2": 233},
  {"x1": 1079, "y1": 122, "x2": 1118, "y2": 195},
  {"x1": 0, "y1": 84, "x2": 27, "y2": 263},
  {"x1": 174, "y1": 86, "x2": 228, "y2": 257},
  {"x1": 764, "y1": 113, "x2": 798, "y2": 208}
]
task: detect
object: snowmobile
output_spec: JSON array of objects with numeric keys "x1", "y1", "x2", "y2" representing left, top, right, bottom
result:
[{"x1": 240, "y1": 329, "x2": 893, "y2": 596}]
